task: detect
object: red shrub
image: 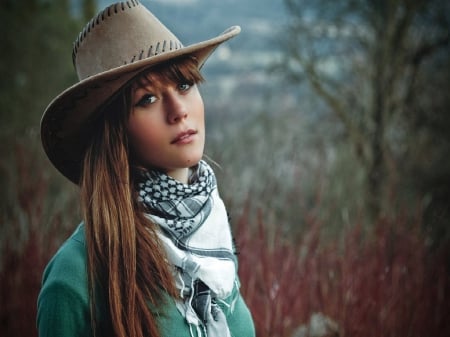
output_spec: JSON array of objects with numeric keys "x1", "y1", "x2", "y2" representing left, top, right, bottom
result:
[
  {"x1": 236, "y1": 208, "x2": 450, "y2": 337},
  {"x1": 0, "y1": 140, "x2": 75, "y2": 337}
]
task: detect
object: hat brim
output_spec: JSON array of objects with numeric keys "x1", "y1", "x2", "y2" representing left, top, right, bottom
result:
[{"x1": 41, "y1": 26, "x2": 240, "y2": 184}]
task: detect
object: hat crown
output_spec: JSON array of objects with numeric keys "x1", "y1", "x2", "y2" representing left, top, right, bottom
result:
[{"x1": 72, "y1": 0, "x2": 183, "y2": 80}]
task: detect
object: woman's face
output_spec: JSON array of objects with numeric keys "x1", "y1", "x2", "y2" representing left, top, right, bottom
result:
[{"x1": 127, "y1": 72, "x2": 205, "y2": 182}]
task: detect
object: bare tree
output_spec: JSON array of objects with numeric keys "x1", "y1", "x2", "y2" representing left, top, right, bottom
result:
[{"x1": 278, "y1": 0, "x2": 450, "y2": 218}]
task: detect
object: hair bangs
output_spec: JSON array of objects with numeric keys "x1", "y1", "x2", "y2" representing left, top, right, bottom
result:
[{"x1": 135, "y1": 56, "x2": 204, "y2": 91}]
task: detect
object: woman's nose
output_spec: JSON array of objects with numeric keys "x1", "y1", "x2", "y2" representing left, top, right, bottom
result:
[{"x1": 166, "y1": 92, "x2": 188, "y2": 124}]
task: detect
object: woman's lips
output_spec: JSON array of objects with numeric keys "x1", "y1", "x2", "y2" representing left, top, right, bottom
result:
[{"x1": 171, "y1": 129, "x2": 197, "y2": 144}]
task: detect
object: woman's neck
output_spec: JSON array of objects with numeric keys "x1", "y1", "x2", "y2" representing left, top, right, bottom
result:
[{"x1": 166, "y1": 167, "x2": 190, "y2": 184}]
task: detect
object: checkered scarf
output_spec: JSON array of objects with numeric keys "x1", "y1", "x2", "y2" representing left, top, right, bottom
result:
[
  {"x1": 136, "y1": 160, "x2": 215, "y2": 241},
  {"x1": 135, "y1": 160, "x2": 236, "y2": 337}
]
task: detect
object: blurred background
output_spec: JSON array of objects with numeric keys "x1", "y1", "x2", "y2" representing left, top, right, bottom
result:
[{"x1": 1, "y1": 0, "x2": 449, "y2": 336}]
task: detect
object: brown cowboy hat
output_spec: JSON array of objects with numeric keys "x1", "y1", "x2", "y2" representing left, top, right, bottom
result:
[{"x1": 40, "y1": 0, "x2": 240, "y2": 184}]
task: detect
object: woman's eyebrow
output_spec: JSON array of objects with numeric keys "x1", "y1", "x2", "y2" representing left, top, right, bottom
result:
[
  {"x1": 134, "y1": 77, "x2": 172, "y2": 93},
  {"x1": 132, "y1": 82, "x2": 156, "y2": 93}
]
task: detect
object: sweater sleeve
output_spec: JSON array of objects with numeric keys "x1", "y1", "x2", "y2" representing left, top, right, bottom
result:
[{"x1": 37, "y1": 227, "x2": 92, "y2": 337}]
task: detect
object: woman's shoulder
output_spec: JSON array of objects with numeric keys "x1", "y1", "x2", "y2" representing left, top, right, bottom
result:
[
  {"x1": 43, "y1": 223, "x2": 87, "y2": 283},
  {"x1": 39, "y1": 223, "x2": 88, "y2": 297},
  {"x1": 37, "y1": 223, "x2": 92, "y2": 337}
]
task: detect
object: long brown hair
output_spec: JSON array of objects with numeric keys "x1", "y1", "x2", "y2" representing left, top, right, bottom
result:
[{"x1": 80, "y1": 56, "x2": 204, "y2": 337}]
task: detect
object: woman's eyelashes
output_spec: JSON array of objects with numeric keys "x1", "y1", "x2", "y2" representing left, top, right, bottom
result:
[{"x1": 135, "y1": 93, "x2": 157, "y2": 107}]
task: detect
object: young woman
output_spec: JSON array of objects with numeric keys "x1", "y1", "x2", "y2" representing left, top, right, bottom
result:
[{"x1": 37, "y1": 1, "x2": 255, "y2": 337}]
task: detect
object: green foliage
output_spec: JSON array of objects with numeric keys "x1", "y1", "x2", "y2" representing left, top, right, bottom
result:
[
  {"x1": 82, "y1": 0, "x2": 97, "y2": 21},
  {"x1": 0, "y1": 0, "x2": 81, "y2": 134}
]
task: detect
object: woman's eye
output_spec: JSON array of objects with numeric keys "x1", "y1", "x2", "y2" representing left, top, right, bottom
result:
[
  {"x1": 135, "y1": 94, "x2": 157, "y2": 107},
  {"x1": 178, "y1": 83, "x2": 192, "y2": 92}
]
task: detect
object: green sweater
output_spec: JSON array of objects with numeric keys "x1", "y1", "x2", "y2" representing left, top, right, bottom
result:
[{"x1": 37, "y1": 224, "x2": 255, "y2": 337}]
